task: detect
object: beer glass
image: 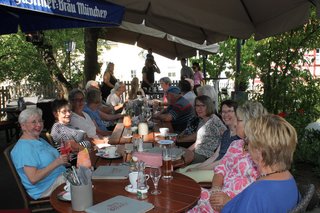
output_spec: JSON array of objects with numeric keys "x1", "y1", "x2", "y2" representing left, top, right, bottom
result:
[{"x1": 162, "y1": 147, "x2": 173, "y2": 179}]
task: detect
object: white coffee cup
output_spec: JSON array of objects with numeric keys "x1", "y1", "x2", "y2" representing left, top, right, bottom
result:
[
  {"x1": 159, "y1": 127, "x2": 169, "y2": 137},
  {"x1": 129, "y1": 171, "x2": 150, "y2": 189},
  {"x1": 105, "y1": 146, "x2": 117, "y2": 157}
]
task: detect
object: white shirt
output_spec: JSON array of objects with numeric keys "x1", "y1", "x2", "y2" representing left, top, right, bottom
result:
[
  {"x1": 106, "y1": 93, "x2": 122, "y2": 107},
  {"x1": 70, "y1": 111, "x2": 98, "y2": 138}
]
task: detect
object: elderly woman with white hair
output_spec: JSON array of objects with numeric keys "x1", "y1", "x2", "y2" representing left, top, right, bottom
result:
[
  {"x1": 106, "y1": 81, "x2": 126, "y2": 113},
  {"x1": 11, "y1": 108, "x2": 68, "y2": 200}
]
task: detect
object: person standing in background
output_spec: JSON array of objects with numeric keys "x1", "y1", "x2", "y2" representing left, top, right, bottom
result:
[
  {"x1": 101, "y1": 62, "x2": 117, "y2": 101},
  {"x1": 141, "y1": 58, "x2": 160, "y2": 93},
  {"x1": 193, "y1": 62, "x2": 204, "y2": 95},
  {"x1": 180, "y1": 58, "x2": 194, "y2": 80}
]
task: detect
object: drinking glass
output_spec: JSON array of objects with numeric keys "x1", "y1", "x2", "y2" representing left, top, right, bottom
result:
[
  {"x1": 150, "y1": 167, "x2": 161, "y2": 195},
  {"x1": 60, "y1": 140, "x2": 71, "y2": 165},
  {"x1": 60, "y1": 140, "x2": 71, "y2": 155},
  {"x1": 162, "y1": 147, "x2": 173, "y2": 179}
]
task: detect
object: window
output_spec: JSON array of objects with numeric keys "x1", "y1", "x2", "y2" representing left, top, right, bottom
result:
[
  {"x1": 131, "y1": 70, "x2": 136, "y2": 78},
  {"x1": 168, "y1": 72, "x2": 176, "y2": 77}
]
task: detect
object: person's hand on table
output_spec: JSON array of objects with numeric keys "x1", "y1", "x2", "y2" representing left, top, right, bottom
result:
[{"x1": 210, "y1": 191, "x2": 231, "y2": 211}]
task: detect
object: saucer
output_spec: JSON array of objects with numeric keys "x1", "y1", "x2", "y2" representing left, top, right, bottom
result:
[
  {"x1": 125, "y1": 184, "x2": 149, "y2": 194},
  {"x1": 158, "y1": 140, "x2": 174, "y2": 145},
  {"x1": 95, "y1": 152, "x2": 122, "y2": 159},
  {"x1": 57, "y1": 191, "x2": 71, "y2": 202}
]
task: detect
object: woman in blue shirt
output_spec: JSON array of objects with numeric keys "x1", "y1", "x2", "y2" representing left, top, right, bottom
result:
[
  {"x1": 11, "y1": 108, "x2": 68, "y2": 200},
  {"x1": 219, "y1": 114, "x2": 299, "y2": 212}
]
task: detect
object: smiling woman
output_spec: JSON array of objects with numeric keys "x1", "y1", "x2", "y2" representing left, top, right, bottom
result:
[
  {"x1": 50, "y1": 98, "x2": 92, "y2": 168},
  {"x1": 10, "y1": 108, "x2": 67, "y2": 200}
]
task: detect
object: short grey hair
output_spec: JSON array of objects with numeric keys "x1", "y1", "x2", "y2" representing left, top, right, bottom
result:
[
  {"x1": 85, "y1": 80, "x2": 99, "y2": 90},
  {"x1": 111, "y1": 82, "x2": 124, "y2": 94},
  {"x1": 18, "y1": 108, "x2": 43, "y2": 124},
  {"x1": 236, "y1": 101, "x2": 268, "y2": 125},
  {"x1": 68, "y1": 88, "x2": 85, "y2": 102},
  {"x1": 159, "y1": 77, "x2": 171, "y2": 85},
  {"x1": 86, "y1": 89, "x2": 102, "y2": 104}
]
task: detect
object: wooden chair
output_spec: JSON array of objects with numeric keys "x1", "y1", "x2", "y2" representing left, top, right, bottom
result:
[
  {"x1": 288, "y1": 184, "x2": 315, "y2": 213},
  {"x1": 40, "y1": 131, "x2": 55, "y2": 146},
  {"x1": 3, "y1": 143, "x2": 53, "y2": 212}
]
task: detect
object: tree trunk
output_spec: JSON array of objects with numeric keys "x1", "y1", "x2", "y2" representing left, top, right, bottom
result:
[
  {"x1": 84, "y1": 28, "x2": 100, "y2": 85},
  {"x1": 36, "y1": 44, "x2": 72, "y2": 98}
]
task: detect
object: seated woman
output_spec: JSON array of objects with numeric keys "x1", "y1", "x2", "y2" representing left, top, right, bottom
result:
[
  {"x1": 187, "y1": 95, "x2": 227, "y2": 164},
  {"x1": 128, "y1": 77, "x2": 145, "y2": 100},
  {"x1": 51, "y1": 99, "x2": 91, "y2": 167},
  {"x1": 69, "y1": 88, "x2": 111, "y2": 139},
  {"x1": 106, "y1": 81, "x2": 126, "y2": 113},
  {"x1": 84, "y1": 89, "x2": 121, "y2": 133},
  {"x1": 188, "y1": 101, "x2": 268, "y2": 212},
  {"x1": 221, "y1": 114, "x2": 299, "y2": 212},
  {"x1": 11, "y1": 108, "x2": 68, "y2": 200},
  {"x1": 176, "y1": 86, "x2": 219, "y2": 148},
  {"x1": 178, "y1": 100, "x2": 239, "y2": 182}
]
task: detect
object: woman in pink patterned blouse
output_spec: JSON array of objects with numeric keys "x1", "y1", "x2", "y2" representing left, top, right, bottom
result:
[{"x1": 188, "y1": 101, "x2": 268, "y2": 213}]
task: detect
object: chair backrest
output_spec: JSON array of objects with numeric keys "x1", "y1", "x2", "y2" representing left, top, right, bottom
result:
[
  {"x1": 3, "y1": 143, "x2": 53, "y2": 212},
  {"x1": 288, "y1": 184, "x2": 315, "y2": 213},
  {"x1": 3, "y1": 143, "x2": 30, "y2": 209}
]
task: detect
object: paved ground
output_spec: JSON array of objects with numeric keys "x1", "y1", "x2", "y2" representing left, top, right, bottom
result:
[{"x1": 1, "y1": 131, "x2": 319, "y2": 212}]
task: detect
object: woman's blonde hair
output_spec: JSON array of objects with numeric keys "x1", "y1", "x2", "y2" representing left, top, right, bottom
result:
[
  {"x1": 245, "y1": 114, "x2": 297, "y2": 170},
  {"x1": 129, "y1": 77, "x2": 139, "y2": 100}
]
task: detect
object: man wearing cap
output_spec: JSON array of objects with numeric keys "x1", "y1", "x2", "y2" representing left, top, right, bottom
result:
[{"x1": 153, "y1": 86, "x2": 194, "y2": 133}]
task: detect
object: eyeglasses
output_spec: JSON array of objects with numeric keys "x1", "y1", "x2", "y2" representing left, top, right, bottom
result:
[
  {"x1": 72, "y1": 98, "x2": 84, "y2": 103},
  {"x1": 195, "y1": 104, "x2": 206, "y2": 108},
  {"x1": 221, "y1": 110, "x2": 234, "y2": 114},
  {"x1": 28, "y1": 120, "x2": 44, "y2": 125},
  {"x1": 59, "y1": 109, "x2": 71, "y2": 115}
]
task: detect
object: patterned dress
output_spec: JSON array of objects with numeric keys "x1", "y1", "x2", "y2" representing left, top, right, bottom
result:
[
  {"x1": 188, "y1": 139, "x2": 259, "y2": 213},
  {"x1": 195, "y1": 114, "x2": 226, "y2": 158}
]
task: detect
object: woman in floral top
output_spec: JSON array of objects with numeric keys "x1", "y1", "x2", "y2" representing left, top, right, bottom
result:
[
  {"x1": 188, "y1": 101, "x2": 268, "y2": 213},
  {"x1": 188, "y1": 95, "x2": 226, "y2": 164}
]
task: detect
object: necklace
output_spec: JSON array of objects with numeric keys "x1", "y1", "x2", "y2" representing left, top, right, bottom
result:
[{"x1": 258, "y1": 169, "x2": 287, "y2": 179}]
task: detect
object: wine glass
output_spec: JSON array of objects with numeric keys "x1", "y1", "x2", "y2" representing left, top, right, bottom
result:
[{"x1": 149, "y1": 167, "x2": 161, "y2": 195}]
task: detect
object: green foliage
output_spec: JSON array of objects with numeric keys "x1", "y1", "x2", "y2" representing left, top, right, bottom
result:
[
  {"x1": 294, "y1": 129, "x2": 320, "y2": 176},
  {"x1": 0, "y1": 28, "x2": 85, "y2": 87},
  {"x1": 0, "y1": 33, "x2": 51, "y2": 84}
]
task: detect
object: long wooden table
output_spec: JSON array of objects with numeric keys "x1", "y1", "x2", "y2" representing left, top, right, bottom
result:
[{"x1": 50, "y1": 172, "x2": 201, "y2": 213}]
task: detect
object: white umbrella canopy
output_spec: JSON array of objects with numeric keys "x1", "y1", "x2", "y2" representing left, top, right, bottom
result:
[
  {"x1": 107, "y1": 0, "x2": 315, "y2": 44},
  {"x1": 100, "y1": 21, "x2": 219, "y2": 59}
]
